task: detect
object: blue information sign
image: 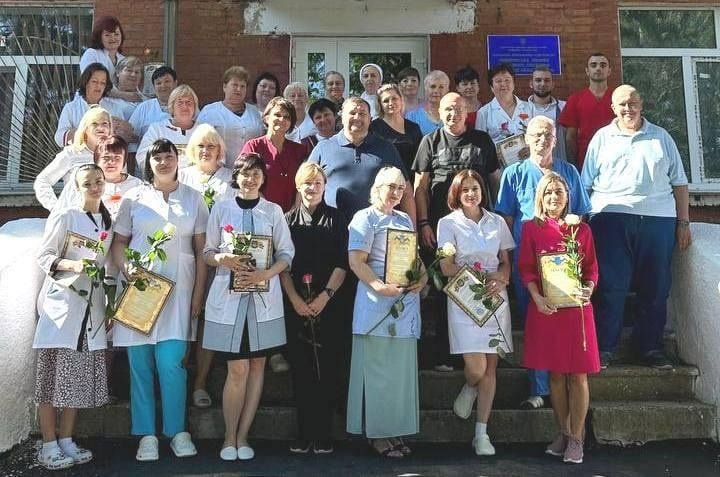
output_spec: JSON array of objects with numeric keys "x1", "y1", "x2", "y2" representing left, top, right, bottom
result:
[{"x1": 487, "y1": 35, "x2": 562, "y2": 75}]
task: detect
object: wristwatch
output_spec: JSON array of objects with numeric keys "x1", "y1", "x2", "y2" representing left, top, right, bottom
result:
[{"x1": 324, "y1": 287, "x2": 335, "y2": 298}]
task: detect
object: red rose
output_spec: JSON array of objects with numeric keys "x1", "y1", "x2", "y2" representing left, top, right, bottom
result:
[
  {"x1": 302, "y1": 273, "x2": 313, "y2": 284},
  {"x1": 108, "y1": 193, "x2": 122, "y2": 203},
  {"x1": 223, "y1": 224, "x2": 234, "y2": 233},
  {"x1": 99, "y1": 231, "x2": 108, "y2": 241},
  {"x1": 473, "y1": 262, "x2": 483, "y2": 272},
  {"x1": 501, "y1": 122, "x2": 509, "y2": 131}
]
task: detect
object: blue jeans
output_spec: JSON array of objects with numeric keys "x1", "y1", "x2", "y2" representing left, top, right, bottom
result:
[
  {"x1": 589, "y1": 212, "x2": 675, "y2": 355},
  {"x1": 512, "y1": 254, "x2": 549, "y2": 397},
  {"x1": 127, "y1": 339, "x2": 188, "y2": 437}
]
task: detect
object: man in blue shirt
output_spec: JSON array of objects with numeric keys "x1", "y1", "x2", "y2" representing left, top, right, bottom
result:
[
  {"x1": 309, "y1": 96, "x2": 415, "y2": 223},
  {"x1": 496, "y1": 115, "x2": 590, "y2": 409}
]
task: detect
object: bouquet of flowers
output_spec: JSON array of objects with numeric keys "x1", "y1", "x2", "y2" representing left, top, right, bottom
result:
[
  {"x1": 223, "y1": 224, "x2": 255, "y2": 266},
  {"x1": 560, "y1": 213, "x2": 589, "y2": 351},
  {"x1": 124, "y1": 222, "x2": 176, "y2": 291},
  {"x1": 366, "y1": 242, "x2": 456, "y2": 337},
  {"x1": 200, "y1": 176, "x2": 216, "y2": 210},
  {"x1": 68, "y1": 230, "x2": 108, "y2": 303}
]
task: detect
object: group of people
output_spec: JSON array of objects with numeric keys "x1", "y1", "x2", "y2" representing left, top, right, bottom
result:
[{"x1": 29, "y1": 15, "x2": 692, "y2": 471}]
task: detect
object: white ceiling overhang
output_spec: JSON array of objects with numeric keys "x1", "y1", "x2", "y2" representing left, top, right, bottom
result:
[{"x1": 244, "y1": 0, "x2": 477, "y2": 35}]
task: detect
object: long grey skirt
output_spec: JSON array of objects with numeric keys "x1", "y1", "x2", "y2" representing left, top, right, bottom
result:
[{"x1": 346, "y1": 334, "x2": 419, "y2": 438}]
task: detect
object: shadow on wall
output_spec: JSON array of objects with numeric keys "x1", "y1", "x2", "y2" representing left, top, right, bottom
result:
[
  {"x1": 0, "y1": 218, "x2": 46, "y2": 451},
  {"x1": 668, "y1": 222, "x2": 720, "y2": 442}
]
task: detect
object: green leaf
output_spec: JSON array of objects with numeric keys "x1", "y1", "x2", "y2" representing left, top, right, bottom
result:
[
  {"x1": 405, "y1": 270, "x2": 415, "y2": 281},
  {"x1": 395, "y1": 299, "x2": 405, "y2": 314},
  {"x1": 77, "y1": 290, "x2": 88, "y2": 297},
  {"x1": 497, "y1": 347, "x2": 507, "y2": 360},
  {"x1": 157, "y1": 249, "x2": 167, "y2": 261},
  {"x1": 134, "y1": 279, "x2": 147, "y2": 291},
  {"x1": 147, "y1": 236, "x2": 155, "y2": 245},
  {"x1": 474, "y1": 294, "x2": 483, "y2": 301},
  {"x1": 432, "y1": 273, "x2": 444, "y2": 291},
  {"x1": 389, "y1": 305, "x2": 399, "y2": 318},
  {"x1": 388, "y1": 323, "x2": 397, "y2": 337},
  {"x1": 147, "y1": 251, "x2": 156, "y2": 262},
  {"x1": 488, "y1": 338, "x2": 501, "y2": 348}
]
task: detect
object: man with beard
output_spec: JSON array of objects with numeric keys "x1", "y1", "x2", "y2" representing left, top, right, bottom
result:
[
  {"x1": 527, "y1": 66, "x2": 567, "y2": 162},
  {"x1": 558, "y1": 53, "x2": 614, "y2": 170}
]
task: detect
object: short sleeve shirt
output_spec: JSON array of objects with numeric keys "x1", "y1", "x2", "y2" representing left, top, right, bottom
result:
[
  {"x1": 412, "y1": 128, "x2": 499, "y2": 223},
  {"x1": 558, "y1": 88, "x2": 615, "y2": 170}
]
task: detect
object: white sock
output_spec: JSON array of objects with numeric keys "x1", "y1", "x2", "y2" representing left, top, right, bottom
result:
[
  {"x1": 42, "y1": 440, "x2": 59, "y2": 456},
  {"x1": 475, "y1": 422, "x2": 487, "y2": 437}
]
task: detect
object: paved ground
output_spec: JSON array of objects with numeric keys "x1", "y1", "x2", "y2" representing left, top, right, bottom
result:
[{"x1": 2, "y1": 438, "x2": 719, "y2": 477}]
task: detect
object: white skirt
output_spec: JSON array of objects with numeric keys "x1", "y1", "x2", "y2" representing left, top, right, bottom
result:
[{"x1": 447, "y1": 288, "x2": 513, "y2": 354}]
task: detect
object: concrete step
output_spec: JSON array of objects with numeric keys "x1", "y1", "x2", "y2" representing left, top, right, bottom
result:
[
  {"x1": 74, "y1": 400, "x2": 716, "y2": 444},
  {"x1": 202, "y1": 365, "x2": 699, "y2": 409}
]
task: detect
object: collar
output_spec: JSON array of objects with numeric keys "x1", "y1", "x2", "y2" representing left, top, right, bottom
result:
[
  {"x1": 336, "y1": 130, "x2": 372, "y2": 148},
  {"x1": 609, "y1": 117, "x2": 649, "y2": 136},
  {"x1": 527, "y1": 95, "x2": 558, "y2": 107}
]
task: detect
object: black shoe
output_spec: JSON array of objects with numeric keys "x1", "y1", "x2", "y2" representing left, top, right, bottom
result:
[
  {"x1": 640, "y1": 350, "x2": 674, "y2": 370},
  {"x1": 313, "y1": 440, "x2": 334, "y2": 454},
  {"x1": 600, "y1": 351, "x2": 615, "y2": 370},
  {"x1": 289, "y1": 440, "x2": 312, "y2": 454}
]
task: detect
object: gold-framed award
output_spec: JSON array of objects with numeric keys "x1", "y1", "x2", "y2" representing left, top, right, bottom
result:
[
  {"x1": 496, "y1": 134, "x2": 528, "y2": 168},
  {"x1": 538, "y1": 252, "x2": 582, "y2": 308},
  {"x1": 55, "y1": 232, "x2": 100, "y2": 288},
  {"x1": 443, "y1": 265, "x2": 505, "y2": 327},
  {"x1": 113, "y1": 267, "x2": 175, "y2": 335},
  {"x1": 384, "y1": 228, "x2": 418, "y2": 286},
  {"x1": 229, "y1": 235, "x2": 273, "y2": 293}
]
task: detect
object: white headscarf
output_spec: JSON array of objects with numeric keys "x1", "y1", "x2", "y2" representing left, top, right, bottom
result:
[{"x1": 359, "y1": 63, "x2": 383, "y2": 83}]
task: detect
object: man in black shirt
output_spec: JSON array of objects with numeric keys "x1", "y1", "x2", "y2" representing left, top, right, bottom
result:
[{"x1": 412, "y1": 92, "x2": 500, "y2": 372}]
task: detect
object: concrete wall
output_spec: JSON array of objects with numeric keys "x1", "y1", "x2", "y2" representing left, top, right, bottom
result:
[
  {"x1": 669, "y1": 222, "x2": 720, "y2": 440},
  {"x1": 0, "y1": 219, "x2": 46, "y2": 452}
]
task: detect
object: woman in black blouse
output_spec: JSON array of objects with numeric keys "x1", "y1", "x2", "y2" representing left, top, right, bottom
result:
[
  {"x1": 369, "y1": 84, "x2": 423, "y2": 177},
  {"x1": 280, "y1": 162, "x2": 350, "y2": 455}
]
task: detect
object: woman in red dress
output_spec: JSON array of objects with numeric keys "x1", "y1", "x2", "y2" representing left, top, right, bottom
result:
[{"x1": 518, "y1": 172, "x2": 600, "y2": 464}]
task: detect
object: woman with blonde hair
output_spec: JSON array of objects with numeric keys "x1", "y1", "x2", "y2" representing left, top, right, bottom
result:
[
  {"x1": 519, "y1": 172, "x2": 600, "y2": 464},
  {"x1": 36, "y1": 107, "x2": 112, "y2": 211},
  {"x1": 406, "y1": 70, "x2": 450, "y2": 135},
  {"x1": 136, "y1": 84, "x2": 201, "y2": 175},
  {"x1": 284, "y1": 82, "x2": 317, "y2": 142},
  {"x1": 347, "y1": 166, "x2": 425, "y2": 458}
]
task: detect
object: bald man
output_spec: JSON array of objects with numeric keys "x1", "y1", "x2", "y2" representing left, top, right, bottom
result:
[
  {"x1": 582, "y1": 84, "x2": 691, "y2": 371},
  {"x1": 412, "y1": 92, "x2": 500, "y2": 371}
]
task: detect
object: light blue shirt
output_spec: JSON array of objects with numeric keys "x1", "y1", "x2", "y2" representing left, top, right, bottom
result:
[
  {"x1": 348, "y1": 207, "x2": 420, "y2": 339},
  {"x1": 405, "y1": 107, "x2": 442, "y2": 136},
  {"x1": 581, "y1": 119, "x2": 688, "y2": 217},
  {"x1": 496, "y1": 159, "x2": 591, "y2": 242}
]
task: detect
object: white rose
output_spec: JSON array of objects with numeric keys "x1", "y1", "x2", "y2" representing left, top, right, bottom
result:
[
  {"x1": 162, "y1": 222, "x2": 177, "y2": 237},
  {"x1": 440, "y1": 242, "x2": 456, "y2": 256},
  {"x1": 565, "y1": 214, "x2": 581, "y2": 226}
]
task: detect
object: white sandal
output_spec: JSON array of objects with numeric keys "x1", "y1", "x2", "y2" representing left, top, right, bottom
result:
[{"x1": 136, "y1": 435, "x2": 159, "y2": 462}]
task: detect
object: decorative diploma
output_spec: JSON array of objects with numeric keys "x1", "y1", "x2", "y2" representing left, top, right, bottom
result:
[
  {"x1": 114, "y1": 267, "x2": 175, "y2": 335},
  {"x1": 384, "y1": 229, "x2": 418, "y2": 286},
  {"x1": 538, "y1": 252, "x2": 582, "y2": 308},
  {"x1": 496, "y1": 134, "x2": 528, "y2": 168},
  {"x1": 55, "y1": 232, "x2": 99, "y2": 288},
  {"x1": 443, "y1": 266, "x2": 505, "y2": 327},
  {"x1": 229, "y1": 235, "x2": 273, "y2": 293}
]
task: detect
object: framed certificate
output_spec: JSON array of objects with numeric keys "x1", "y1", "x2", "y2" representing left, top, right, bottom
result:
[
  {"x1": 496, "y1": 134, "x2": 528, "y2": 168},
  {"x1": 538, "y1": 252, "x2": 582, "y2": 308},
  {"x1": 114, "y1": 267, "x2": 175, "y2": 335},
  {"x1": 55, "y1": 232, "x2": 100, "y2": 288},
  {"x1": 443, "y1": 265, "x2": 505, "y2": 327},
  {"x1": 229, "y1": 235, "x2": 273, "y2": 293},
  {"x1": 384, "y1": 229, "x2": 418, "y2": 286}
]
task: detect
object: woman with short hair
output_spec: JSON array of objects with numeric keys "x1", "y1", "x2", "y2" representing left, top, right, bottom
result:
[
  {"x1": 454, "y1": 66, "x2": 482, "y2": 129},
  {"x1": 397, "y1": 67, "x2": 421, "y2": 114},
  {"x1": 301, "y1": 99, "x2": 338, "y2": 152},
  {"x1": 406, "y1": 70, "x2": 450, "y2": 135},
  {"x1": 252, "y1": 72, "x2": 281, "y2": 113},
  {"x1": 202, "y1": 153, "x2": 294, "y2": 461},
  {"x1": 136, "y1": 85, "x2": 201, "y2": 175},
  {"x1": 111, "y1": 139, "x2": 208, "y2": 462},
  {"x1": 197, "y1": 66, "x2": 265, "y2": 167},
  {"x1": 38, "y1": 107, "x2": 112, "y2": 211},
  {"x1": 369, "y1": 84, "x2": 423, "y2": 176},
  {"x1": 475, "y1": 62, "x2": 532, "y2": 144},
  {"x1": 324, "y1": 71, "x2": 345, "y2": 130},
  {"x1": 347, "y1": 166, "x2": 425, "y2": 458},
  {"x1": 112, "y1": 56, "x2": 147, "y2": 118},
  {"x1": 284, "y1": 82, "x2": 317, "y2": 142}
]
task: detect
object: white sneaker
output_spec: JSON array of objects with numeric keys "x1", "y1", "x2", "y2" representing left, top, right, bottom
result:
[
  {"x1": 269, "y1": 354, "x2": 290, "y2": 373},
  {"x1": 37, "y1": 445, "x2": 74, "y2": 470},
  {"x1": 136, "y1": 435, "x2": 159, "y2": 462},
  {"x1": 170, "y1": 431, "x2": 197, "y2": 458},
  {"x1": 453, "y1": 383, "x2": 478, "y2": 419},
  {"x1": 58, "y1": 441, "x2": 93, "y2": 464},
  {"x1": 237, "y1": 445, "x2": 255, "y2": 460},
  {"x1": 472, "y1": 434, "x2": 496, "y2": 456}
]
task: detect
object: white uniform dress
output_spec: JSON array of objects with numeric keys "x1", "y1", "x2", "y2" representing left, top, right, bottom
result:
[
  {"x1": 79, "y1": 48, "x2": 125, "y2": 77},
  {"x1": 112, "y1": 183, "x2": 209, "y2": 346},
  {"x1": 179, "y1": 166, "x2": 234, "y2": 205},
  {"x1": 129, "y1": 98, "x2": 170, "y2": 139},
  {"x1": 196, "y1": 101, "x2": 264, "y2": 167},
  {"x1": 54, "y1": 174, "x2": 144, "y2": 219},
  {"x1": 475, "y1": 96, "x2": 532, "y2": 145},
  {"x1": 34, "y1": 146, "x2": 94, "y2": 211},
  {"x1": 54, "y1": 95, "x2": 127, "y2": 147},
  {"x1": 436, "y1": 209, "x2": 515, "y2": 354},
  {"x1": 286, "y1": 114, "x2": 317, "y2": 143},
  {"x1": 136, "y1": 119, "x2": 200, "y2": 176}
]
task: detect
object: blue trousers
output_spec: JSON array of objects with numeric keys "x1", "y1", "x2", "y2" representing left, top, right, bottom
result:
[
  {"x1": 512, "y1": 254, "x2": 549, "y2": 397},
  {"x1": 589, "y1": 212, "x2": 675, "y2": 355},
  {"x1": 127, "y1": 339, "x2": 187, "y2": 437}
]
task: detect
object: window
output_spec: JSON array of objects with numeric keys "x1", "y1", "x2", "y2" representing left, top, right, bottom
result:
[
  {"x1": 620, "y1": 7, "x2": 720, "y2": 193},
  {"x1": 0, "y1": 6, "x2": 92, "y2": 193}
]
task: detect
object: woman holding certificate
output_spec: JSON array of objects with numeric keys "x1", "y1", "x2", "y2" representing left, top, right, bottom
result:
[
  {"x1": 436, "y1": 169, "x2": 515, "y2": 457},
  {"x1": 111, "y1": 139, "x2": 209, "y2": 462},
  {"x1": 202, "y1": 153, "x2": 294, "y2": 461},
  {"x1": 33, "y1": 164, "x2": 113, "y2": 470},
  {"x1": 518, "y1": 172, "x2": 599, "y2": 464},
  {"x1": 347, "y1": 166, "x2": 425, "y2": 459}
]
